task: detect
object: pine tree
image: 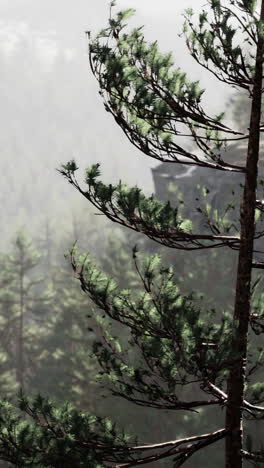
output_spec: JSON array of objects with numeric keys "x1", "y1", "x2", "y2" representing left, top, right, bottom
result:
[
  {"x1": 33, "y1": 259, "x2": 98, "y2": 411},
  {"x1": 59, "y1": 1, "x2": 264, "y2": 466},
  {"x1": 0, "y1": 231, "x2": 52, "y2": 394}
]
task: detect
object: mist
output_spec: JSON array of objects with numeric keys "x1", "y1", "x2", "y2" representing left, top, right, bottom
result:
[
  {"x1": 1, "y1": 0, "x2": 234, "y2": 247},
  {"x1": 0, "y1": 3, "x2": 255, "y2": 467}
]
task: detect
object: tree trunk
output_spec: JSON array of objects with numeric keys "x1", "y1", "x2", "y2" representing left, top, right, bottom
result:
[
  {"x1": 17, "y1": 260, "x2": 24, "y2": 391},
  {"x1": 225, "y1": 4, "x2": 264, "y2": 467}
]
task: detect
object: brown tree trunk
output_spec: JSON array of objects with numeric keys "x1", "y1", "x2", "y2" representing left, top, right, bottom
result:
[{"x1": 225, "y1": 3, "x2": 264, "y2": 467}]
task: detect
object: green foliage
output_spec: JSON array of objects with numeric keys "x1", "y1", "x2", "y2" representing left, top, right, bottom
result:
[
  {"x1": 116, "y1": 8, "x2": 136, "y2": 22},
  {"x1": 0, "y1": 227, "x2": 101, "y2": 418},
  {"x1": 60, "y1": 162, "x2": 213, "y2": 251},
  {"x1": 100, "y1": 231, "x2": 142, "y2": 290},
  {"x1": 250, "y1": 382, "x2": 264, "y2": 402},
  {"x1": 0, "y1": 392, "x2": 133, "y2": 468},
  {"x1": 67, "y1": 245, "x2": 236, "y2": 410},
  {"x1": 235, "y1": 0, "x2": 258, "y2": 15},
  {"x1": 61, "y1": 160, "x2": 79, "y2": 173},
  {"x1": 30, "y1": 263, "x2": 97, "y2": 410},
  {"x1": 1, "y1": 1, "x2": 264, "y2": 467},
  {"x1": 88, "y1": 5, "x2": 242, "y2": 169},
  {"x1": 0, "y1": 231, "x2": 52, "y2": 395},
  {"x1": 183, "y1": 0, "x2": 256, "y2": 90}
]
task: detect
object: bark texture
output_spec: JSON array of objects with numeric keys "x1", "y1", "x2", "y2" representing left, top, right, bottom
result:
[{"x1": 225, "y1": 4, "x2": 264, "y2": 467}]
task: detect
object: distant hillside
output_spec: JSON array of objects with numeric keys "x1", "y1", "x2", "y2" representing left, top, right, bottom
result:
[{"x1": 0, "y1": 3, "x2": 154, "y2": 249}]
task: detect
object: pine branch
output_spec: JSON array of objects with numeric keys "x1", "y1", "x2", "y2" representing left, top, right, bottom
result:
[
  {"x1": 110, "y1": 390, "x2": 220, "y2": 411},
  {"x1": 112, "y1": 429, "x2": 227, "y2": 467},
  {"x1": 252, "y1": 261, "x2": 264, "y2": 269},
  {"x1": 58, "y1": 163, "x2": 241, "y2": 251},
  {"x1": 87, "y1": 9, "x2": 247, "y2": 172},
  {"x1": 182, "y1": 1, "x2": 256, "y2": 91},
  {"x1": 0, "y1": 394, "x2": 227, "y2": 468},
  {"x1": 206, "y1": 381, "x2": 264, "y2": 415},
  {"x1": 241, "y1": 449, "x2": 264, "y2": 462}
]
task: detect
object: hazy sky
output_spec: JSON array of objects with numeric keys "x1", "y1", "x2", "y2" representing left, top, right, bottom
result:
[
  {"x1": 0, "y1": 0, "x2": 237, "y2": 245},
  {"x1": 0, "y1": 0, "x2": 234, "y2": 115},
  {"x1": 0, "y1": 0, "x2": 231, "y2": 108}
]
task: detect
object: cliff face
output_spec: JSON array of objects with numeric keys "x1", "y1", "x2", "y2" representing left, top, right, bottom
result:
[
  {"x1": 153, "y1": 142, "x2": 264, "y2": 220},
  {"x1": 150, "y1": 143, "x2": 264, "y2": 313}
]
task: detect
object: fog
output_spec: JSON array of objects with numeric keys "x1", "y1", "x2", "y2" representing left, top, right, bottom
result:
[
  {"x1": 1, "y1": 0, "x2": 235, "y2": 248},
  {"x1": 0, "y1": 4, "x2": 250, "y2": 466}
]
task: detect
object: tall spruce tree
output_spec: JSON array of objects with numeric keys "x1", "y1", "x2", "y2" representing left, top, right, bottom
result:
[{"x1": 0, "y1": 1, "x2": 264, "y2": 467}]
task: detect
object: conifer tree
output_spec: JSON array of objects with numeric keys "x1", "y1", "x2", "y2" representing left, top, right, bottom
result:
[
  {"x1": 0, "y1": 231, "x2": 52, "y2": 394},
  {"x1": 0, "y1": 1, "x2": 264, "y2": 467},
  {"x1": 59, "y1": 1, "x2": 264, "y2": 466},
  {"x1": 33, "y1": 260, "x2": 98, "y2": 410}
]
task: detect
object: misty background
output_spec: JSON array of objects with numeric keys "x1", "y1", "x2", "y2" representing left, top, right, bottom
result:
[
  {"x1": 1, "y1": 0, "x2": 236, "y2": 250},
  {"x1": 0, "y1": 0, "x2": 246, "y2": 468}
]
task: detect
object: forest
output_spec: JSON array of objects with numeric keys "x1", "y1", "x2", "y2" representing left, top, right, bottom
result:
[{"x1": 1, "y1": 0, "x2": 264, "y2": 466}]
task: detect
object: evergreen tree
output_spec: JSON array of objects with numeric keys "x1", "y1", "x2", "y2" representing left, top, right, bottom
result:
[
  {"x1": 33, "y1": 260, "x2": 98, "y2": 411},
  {"x1": 0, "y1": 231, "x2": 52, "y2": 394},
  {"x1": 60, "y1": 1, "x2": 264, "y2": 466},
  {"x1": 0, "y1": 1, "x2": 264, "y2": 467},
  {"x1": 36, "y1": 219, "x2": 54, "y2": 275}
]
